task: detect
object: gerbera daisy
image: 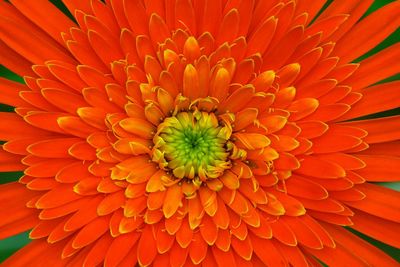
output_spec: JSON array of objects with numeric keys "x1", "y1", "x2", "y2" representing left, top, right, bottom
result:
[{"x1": 1, "y1": 0, "x2": 400, "y2": 266}]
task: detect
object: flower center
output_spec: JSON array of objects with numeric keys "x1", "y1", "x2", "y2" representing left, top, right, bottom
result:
[{"x1": 152, "y1": 110, "x2": 232, "y2": 184}]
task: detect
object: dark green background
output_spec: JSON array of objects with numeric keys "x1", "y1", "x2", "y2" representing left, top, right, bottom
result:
[{"x1": 0, "y1": 0, "x2": 399, "y2": 264}]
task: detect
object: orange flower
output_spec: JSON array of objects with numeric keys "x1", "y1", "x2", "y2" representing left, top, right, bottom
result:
[{"x1": 1, "y1": 0, "x2": 400, "y2": 266}]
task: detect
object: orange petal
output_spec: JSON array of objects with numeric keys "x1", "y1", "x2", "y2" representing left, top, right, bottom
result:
[
  {"x1": 230, "y1": 220, "x2": 248, "y2": 240},
  {"x1": 211, "y1": 246, "x2": 236, "y2": 267},
  {"x1": 351, "y1": 210, "x2": 400, "y2": 248},
  {"x1": 342, "y1": 81, "x2": 400, "y2": 120},
  {"x1": 262, "y1": 25, "x2": 304, "y2": 70},
  {"x1": 296, "y1": 155, "x2": 345, "y2": 178},
  {"x1": 174, "y1": 0, "x2": 196, "y2": 35},
  {"x1": 41, "y1": 88, "x2": 87, "y2": 114},
  {"x1": 297, "y1": 120, "x2": 328, "y2": 139},
  {"x1": 286, "y1": 175, "x2": 328, "y2": 200},
  {"x1": 269, "y1": 135, "x2": 299, "y2": 152},
  {"x1": 23, "y1": 112, "x2": 66, "y2": 134},
  {"x1": 87, "y1": 29, "x2": 123, "y2": 66},
  {"x1": 346, "y1": 183, "x2": 400, "y2": 222},
  {"x1": 159, "y1": 71, "x2": 179, "y2": 98},
  {"x1": 329, "y1": 0, "x2": 374, "y2": 41},
  {"x1": 219, "y1": 85, "x2": 255, "y2": 113},
  {"x1": 176, "y1": 217, "x2": 193, "y2": 248},
  {"x1": 162, "y1": 184, "x2": 182, "y2": 218},
  {"x1": 200, "y1": 215, "x2": 218, "y2": 245},
  {"x1": 0, "y1": 7, "x2": 74, "y2": 64},
  {"x1": 313, "y1": 177, "x2": 353, "y2": 192},
  {"x1": 137, "y1": 225, "x2": 158, "y2": 266},
  {"x1": 303, "y1": 243, "x2": 368, "y2": 267},
  {"x1": 72, "y1": 216, "x2": 110, "y2": 249},
  {"x1": 296, "y1": 57, "x2": 339, "y2": 88},
  {"x1": 68, "y1": 141, "x2": 96, "y2": 160},
  {"x1": 58, "y1": 116, "x2": 98, "y2": 138},
  {"x1": 0, "y1": 78, "x2": 30, "y2": 107},
  {"x1": 355, "y1": 155, "x2": 400, "y2": 181},
  {"x1": 0, "y1": 112, "x2": 52, "y2": 140},
  {"x1": 322, "y1": 222, "x2": 400, "y2": 267},
  {"x1": 269, "y1": 1, "x2": 296, "y2": 48},
  {"x1": 182, "y1": 64, "x2": 200, "y2": 100},
  {"x1": 273, "y1": 86, "x2": 296, "y2": 108},
  {"x1": 247, "y1": 16, "x2": 277, "y2": 56},
  {"x1": 11, "y1": 0, "x2": 74, "y2": 46},
  {"x1": 189, "y1": 231, "x2": 208, "y2": 264},
  {"x1": 234, "y1": 108, "x2": 258, "y2": 131},
  {"x1": 63, "y1": 196, "x2": 103, "y2": 232},
  {"x1": 317, "y1": 153, "x2": 365, "y2": 170},
  {"x1": 26, "y1": 178, "x2": 58, "y2": 191},
  {"x1": 342, "y1": 115, "x2": 400, "y2": 144},
  {"x1": 287, "y1": 98, "x2": 319, "y2": 121},
  {"x1": 283, "y1": 216, "x2": 323, "y2": 249},
  {"x1": 305, "y1": 14, "x2": 349, "y2": 41},
  {"x1": 363, "y1": 141, "x2": 400, "y2": 157},
  {"x1": 25, "y1": 158, "x2": 75, "y2": 177},
  {"x1": 152, "y1": 253, "x2": 170, "y2": 267},
  {"x1": 104, "y1": 232, "x2": 140, "y2": 267},
  {"x1": 97, "y1": 191, "x2": 125, "y2": 216},
  {"x1": 0, "y1": 146, "x2": 25, "y2": 171},
  {"x1": 119, "y1": 216, "x2": 144, "y2": 235},
  {"x1": 83, "y1": 234, "x2": 113, "y2": 267},
  {"x1": 120, "y1": 117, "x2": 156, "y2": 139},
  {"x1": 180, "y1": 36, "x2": 199, "y2": 64},
  {"x1": 248, "y1": 215, "x2": 272, "y2": 239},
  {"x1": 216, "y1": 9, "x2": 239, "y2": 45},
  {"x1": 344, "y1": 43, "x2": 400, "y2": 90},
  {"x1": 199, "y1": 0, "x2": 222, "y2": 35},
  {"x1": 238, "y1": 179, "x2": 268, "y2": 205},
  {"x1": 148, "y1": 12, "x2": 170, "y2": 45},
  {"x1": 210, "y1": 67, "x2": 230, "y2": 103},
  {"x1": 308, "y1": 211, "x2": 353, "y2": 226},
  {"x1": 259, "y1": 114, "x2": 288, "y2": 133},
  {"x1": 250, "y1": 233, "x2": 287, "y2": 266},
  {"x1": 270, "y1": 219, "x2": 297, "y2": 246},
  {"x1": 300, "y1": 215, "x2": 335, "y2": 248},
  {"x1": 155, "y1": 223, "x2": 174, "y2": 253},
  {"x1": 209, "y1": 197, "x2": 228, "y2": 230},
  {"x1": 169, "y1": 240, "x2": 189, "y2": 267},
  {"x1": 312, "y1": 132, "x2": 362, "y2": 153},
  {"x1": 220, "y1": 187, "x2": 249, "y2": 215},
  {"x1": 333, "y1": 1, "x2": 400, "y2": 63},
  {"x1": 36, "y1": 185, "x2": 80, "y2": 208},
  {"x1": 273, "y1": 152, "x2": 300, "y2": 171},
  {"x1": 234, "y1": 133, "x2": 270, "y2": 150},
  {"x1": 296, "y1": 78, "x2": 337, "y2": 99},
  {"x1": 187, "y1": 196, "x2": 203, "y2": 230},
  {"x1": 124, "y1": 196, "x2": 147, "y2": 217},
  {"x1": 306, "y1": 103, "x2": 350, "y2": 122},
  {"x1": 199, "y1": 187, "x2": 218, "y2": 217},
  {"x1": 82, "y1": 87, "x2": 120, "y2": 113},
  {"x1": 0, "y1": 40, "x2": 35, "y2": 77},
  {"x1": 0, "y1": 181, "x2": 39, "y2": 218},
  {"x1": 214, "y1": 228, "x2": 231, "y2": 252},
  {"x1": 56, "y1": 161, "x2": 91, "y2": 183},
  {"x1": 1, "y1": 240, "x2": 67, "y2": 267},
  {"x1": 274, "y1": 240, "x2": 308, "y2": 267},
  {"x1": 276, "y1": 63, "x2": 301, "y2": 88},
  {"x1": 73, "y1": 176, "x2": 100, "y2": 196},
  {"x1": 232, "y1": 58, "x2": 255, "y2": 85}
]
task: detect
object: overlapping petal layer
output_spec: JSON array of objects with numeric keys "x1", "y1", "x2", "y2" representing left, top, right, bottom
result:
[{"x1": 0, "y1": 0, "x2": 400, "y2": 266}]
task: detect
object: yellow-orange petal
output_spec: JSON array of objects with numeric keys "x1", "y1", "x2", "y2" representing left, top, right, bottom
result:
[{"x1": 162, "y1": 184, "x2": 182, "y2": 218}]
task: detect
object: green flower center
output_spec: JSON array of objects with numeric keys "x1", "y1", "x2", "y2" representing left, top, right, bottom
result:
[{"x1": 152, "y1": 110, "x2": 232, "y2": 183}]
